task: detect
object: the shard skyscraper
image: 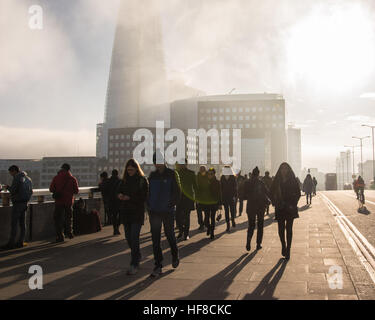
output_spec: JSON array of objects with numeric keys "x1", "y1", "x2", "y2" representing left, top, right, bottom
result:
[{"x1": 97, "y1": 0, "x2": 169, "y2": 158}]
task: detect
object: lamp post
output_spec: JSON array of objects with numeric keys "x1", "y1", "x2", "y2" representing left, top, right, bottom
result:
[
  {"x1": 361, "y1": 125, "x2": 375, "y2": 185},
  {"x1": 352, "y1": 136, "x2": 370, "y2": 177}
]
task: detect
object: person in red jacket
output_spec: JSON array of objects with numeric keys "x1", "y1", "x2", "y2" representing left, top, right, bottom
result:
[{"x1": 49, "y1": 163, "x2": 79, "y2": 242}]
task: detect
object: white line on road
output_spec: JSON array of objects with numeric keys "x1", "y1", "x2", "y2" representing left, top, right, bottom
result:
[
  {"x1": 340, "y1": 192, "x2": 375, "y2": 206},
  {"x1": 320, "y1": 192, "x2": 375, "y2": 284}
]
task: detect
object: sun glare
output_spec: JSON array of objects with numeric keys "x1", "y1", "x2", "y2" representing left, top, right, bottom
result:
[{"x1": 287, "y1": 4, "x2": 375, "y2": 93}]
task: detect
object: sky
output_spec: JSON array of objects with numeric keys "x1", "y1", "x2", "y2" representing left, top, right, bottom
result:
[{"x1": 1, "y1": 0, "x2": 375, "y2": 172}]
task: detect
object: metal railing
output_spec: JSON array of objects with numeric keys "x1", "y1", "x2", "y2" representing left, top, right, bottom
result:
[{"x1": 0, "y1": 187, "x2": 102, "y2": 207}]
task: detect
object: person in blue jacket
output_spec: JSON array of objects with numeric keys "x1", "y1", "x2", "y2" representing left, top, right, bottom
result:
[{"x1": 148, "y1": 151, "x2": 180, "y2": 278}]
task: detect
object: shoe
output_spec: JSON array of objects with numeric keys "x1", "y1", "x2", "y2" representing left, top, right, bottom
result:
[
  {"x1": 256, "y1": 244, "x2": 262, "y2": 251},
  {"x1": 199, "y1": 225, "x2": 204, "y2": 231},
  {"x1": 246, "y1": 241, "x2": 251, "y2": 252},
  {"x1": 210, "y1": 233, "x2": 215, "y2": 240},
  {"x1": 1, "y1": 243, "x2": 15, "y2": 251},
  {"x1": 285, "y1": 248, "x2": 291, "y2": 260},
  {"x1": 172, "y1": 257, "x2": 180, "y2": 269},
  {"x1": 113, "y1": 230, "x2": 120, "y2": 236},
  {"x1": 67, "y1": 233, "x2": 74, "y2": 239},
  {"x1": 150, "y1": 266, "x2": 162, "y2": 278},
  {"x1": 15, "y1": 242, "x2": 25, "y2": 249},
  {"x1": 184, "y1": 235, "x2": 190, "y2": 241},
  {"x1": 232, "y1": 220, "x2": 236, "y2": 228},
  {"x1": 56, "y1": 236, "x2": 64, "y2": 243},
  {"x1": 206, "y1": 228, "x2": 210, "y2": 236},
  {"x1": 226, "y1": 223, "x2": 230, "y2": 232},
  {"x1": 127, "y1": 265, "x2": 138, "y2": 275}
]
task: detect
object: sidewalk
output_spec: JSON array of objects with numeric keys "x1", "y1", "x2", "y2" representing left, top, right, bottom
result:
[{"x1": 1, "y1": 193, "x2": 375, "y2": 300}]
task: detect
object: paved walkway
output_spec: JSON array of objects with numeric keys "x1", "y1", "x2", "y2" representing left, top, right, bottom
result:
[{"x1": 1, "y1": 193, "x2": 375, "y2": 300}]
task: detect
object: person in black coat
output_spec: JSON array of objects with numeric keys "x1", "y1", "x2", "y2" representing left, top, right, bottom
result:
[
  {"x1": 270, "y1": 162, "x2": 301, "y2": 260},
  {"x1": 175, "y1": 159, "x2": 197, "y2": 241},
  {"x1": 196, "y1": 166, "x2": 209, "y2": 231},
  {"x1": 220, "y1": 166, "x2": 238, "y2": 232},
  {"x1": 236, "y1": 171, "x2": 246, "y2": 217},
  {"x1": 117, "y1": 158, "x2": 149, "y2": 275},
  {"x1": 245, "y1": 167, "x2": 270, "y2": 252},
  {"x1": 107, "y1": 169, "x2": 122, "y2": 235},
  {"x1": 98, "y1": 172, "x2": 110, "y2": 225},
  {"x1": 303, "y1": 174, "x2": 314, "y2": 205}
]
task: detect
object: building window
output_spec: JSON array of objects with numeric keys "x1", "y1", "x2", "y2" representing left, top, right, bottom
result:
[
  {"x1": 206, "y1": 109, "x2": 211, "y2": 114},
  {"x1": 245, "y1": 108, "x2": 250, "y2": 112},
  {"x1": 220, "y1": 116, "x2": 224, "y2": 121},
  {"x1": 232, "y1": 116, "x2": 237, "y2": 120},
  {"x1": 245, "y1": 116, "x2": 250, "y2": 120},
  {"x1": 239, "y1": 108, "x2": 243, "y2": 112},
  {"x1": 226, "y1": 108, "x2": 230, "y2": 112},
  {"x1": 245, "y1": 124, "x2": 250, "y2": 128},
  {"x1": 226, "y1": 116, "x2": 230, "y2": 120},
  {"x1": 258, "y1": 107, "x2": 263, "y2": 112},
  {"x1": 212, "y1": 116, "x2": 217, "y2": 121},
  {"x1": 213, "y1": 108, "x2": 217, "y2": 113},
  {"x1": 220, "y1": 109, "x2": 224, "y2": 113},
  {"x1": 252, "y1": 107, "x2": 257, "y2": 112},
  {"x1": 233, "y1": 124, "x2": 237, "y2": 128},
  {"x1": 226, "y1": 124, "x2": 230, "y2": 129},
  {"x1": 239, "y1": 116, "x2": 243, "y2": 120}
]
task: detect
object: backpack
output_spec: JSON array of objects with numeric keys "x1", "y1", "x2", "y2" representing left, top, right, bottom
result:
[{"x1": 19, "y1": 175, "x2": 33, "y2": 202}]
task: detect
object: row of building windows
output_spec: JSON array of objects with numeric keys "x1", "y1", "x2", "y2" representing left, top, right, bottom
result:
[
  {"x1": 199, "y1": 106, "x2": 281, "y2": 114},
  {"x1": 201, "y1": 114, "x2": 283, "y2": 121},
  {"x1": 201, "y1": 123, "x2": 284, "y2": 129}
]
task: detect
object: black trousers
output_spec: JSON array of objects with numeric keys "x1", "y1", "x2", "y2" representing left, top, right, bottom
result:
[
  {"x1": 204, "y1": 205, "x2": 217, "y2": 234},
  {"x1": 54, "y1": 204, "x2": 73, "y2": 239},
  {"x1": 238, "y1": 199, "x2": 244, "y2": 215},
  {"x1": 306, "y1": 193, "x2": 312, "y2": 204},
  {"x1": 247, "y1": 209, "x2": 265, "y2": 245},
  {"x1": 108, "y1": 203, "x2": 120, "y2": 232},
  {"x1": 196, "y1": 204, "x2": 204, "y2": 227},
  {"x1": 277, "y1": 217, "x2": 294, "y2": 250},
  {"x1": 223, "y1": 199, "x2": 236, "y2": 223},
  {"x1": 176, "y1": 207, "x2": 191, "y2": 237}
]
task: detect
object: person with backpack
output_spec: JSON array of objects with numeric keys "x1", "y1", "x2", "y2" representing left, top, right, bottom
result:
[
  {"x1": 196, "y1": 166, "x2": 209, "y2": 231},
  {"x1": 220, "y1": 166, "x2": 237, "y2": 232},
  {"x1": 117, "y1": 159, "x2": 149, "y2": 275},
  {"x1": 147, "y1": 152, "x2": 180, "y2": 278},
  {"x1": 206, "y1": 168, "x2": 222, "y2": 240},
  {"x1": 50, "y1": 163, "x2": 79, "y2": 242},
  {"x1": 175, "y1": 159, "x2": 197, "y2": 241},
  {"x1": 245, "y1": 167, "x2": 270, "y2": 252},
  {"x1": 107, "y1": 169, "x2": 122, "y2": 235},
  {"x1": 1, "y1": 165, "x2": 33, "y2": 250}
]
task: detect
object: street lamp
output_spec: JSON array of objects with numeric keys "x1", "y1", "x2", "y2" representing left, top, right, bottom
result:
[
  {"x1": 352, "y1": 136, "x2": 370, "y2": 177},
  {"x1": 361, "y1": 124, "x2": 375, "y2": 186},
  {"x1": 344, "y1": 145, "x2": 360, "y2": 177}
]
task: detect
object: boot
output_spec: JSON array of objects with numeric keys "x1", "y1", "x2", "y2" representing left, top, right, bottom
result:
[
  {"x1": 210, "y1": 229, "x2": 215, "y2": 240},
  {"x1": 226, "y1": 222, "x2": 230, "y2": 232},
  {"x1": 232, "y1": 219, "x2": 236, "y2": 228},
  {"x1": 281, "y1": 242, "x2": 287, "y2": 257}
]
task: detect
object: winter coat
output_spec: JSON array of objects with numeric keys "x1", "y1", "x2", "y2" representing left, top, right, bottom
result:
[
  {"x1": 98, "y1": 178, "x2": 110, "y2": 203},
  {"x1": 49, "y1": 170, "x2": 79, "y2": 206},
  {"x1": 107, "y1": 175, "x2": 122, "y2": 203},
  {"x1": 262, "y1": 175, "x2": 273, "y2": 191},
  {"x1": 237, "y1": 175, "x2": 246, "y2": 200},
  {"x1": 148, "y1": 167, "x2": 180, "y2": 214},
  {"x1": 208, "y1": 177, "x2": 222, "y2": 210},
  {"x1": 245, "y1": 177, "x2": 270, "y2": 214},
  {"x1": 9, "y1": 171, "x2": 33, "y2": 204},
  {"x1": 220, "y1": 175, "x2": 237, "y2": 204},
  {"x1": 303, "y1": 177, "x2": 314, "y2": 194},
  {"x1": 117, "y1": 175, "x2": 149, "y2": 225},
  {"x1": 270, "y1": 177, "x2": 301, "y2": 220},
  {"x1": 175, "y1": 168, "x2": 197, "y2": 211},
  {"x1": 196, "y1": 173, "x2": 211, "y2": 205}
]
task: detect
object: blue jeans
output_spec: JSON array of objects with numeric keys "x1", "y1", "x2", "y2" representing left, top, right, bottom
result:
[
  {"x1": 149, "y1": 211, "x2": 178, "y2": 268},
  {"x1": 124, "y1": 223, "x2": 142, "y2": 267},
  {"x1": 9, "y1": 202, "x2": 27, "y2": 245}
]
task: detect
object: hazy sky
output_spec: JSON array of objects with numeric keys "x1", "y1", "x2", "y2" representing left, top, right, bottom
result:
[{"x1": 1, "y1": 0, "x2": 375, "y2": 172}]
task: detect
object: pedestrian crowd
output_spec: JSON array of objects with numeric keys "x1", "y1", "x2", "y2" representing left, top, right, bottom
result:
[{"x1": 2, "y1": 156, "x2": 322, "y2": 278}]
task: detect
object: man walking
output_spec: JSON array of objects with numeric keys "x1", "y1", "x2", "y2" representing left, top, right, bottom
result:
[
  {"x1": 262, "y1": 171, "x2": 273, "y2": 215},
  {"x1": 175, "y1": 159, "x2": 197, "y2": 241},
  {"x1": 107, "y1": 169, "x2": 122, "y2": 235},
  {"x1": 236, "y1": 171, "x2": 246, "y2": 217},
  {"x1": 1, "y1": 165, "x2": 33, "y2": 250},
  {"x1": 50, "y1": 163, "x2": 79, "y2": 242},
  {"x1": 245, "y1": 167, "x2": 270, "y2": 252},
  {"x1": 148, "y1": 152, "x2": 180, "y2": 277}
]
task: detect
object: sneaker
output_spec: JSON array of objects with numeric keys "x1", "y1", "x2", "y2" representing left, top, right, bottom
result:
[
  {"x1": 172, "y1": 257, "x2": 180, "y2": 269},
  {"x1": 246, "y1": 243, "x2": 251, "y2": 252},
  {"x1": 256, "y1": 244, "x2": 262, "y2": 250},
  {"x1": 206, "y1": 228, "x2": 210, "y2": 236},
  {"x1": 56, "y1": 237, "x2": 64, "y2": 243},
  {"x1": 177, "y1": 233, "x2": 183, "y2": 239},
  {"x1": 232, "y1": 220, "x2": 236, "y2": 228},
  {"x1": 184, "y1": 235, "x2": 190, "y2": 241},
  {"x1": 67, "y1": 233, "x2": 74, "y2": 239},
  {"x1": 127, "y1": 265, "x2": 138, "y2": 275},
  {"x1": 150, "y1": 266, "x2": 162, "y2": 278},
  {"x1": 281, "y1": 246, "x2": 287, "y2": 257},
  {"x1": 15, "y1": 242, "x2": 26, "y2": 249}
]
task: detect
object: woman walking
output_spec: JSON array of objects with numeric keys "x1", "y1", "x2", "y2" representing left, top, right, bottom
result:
[
  {"x1": 117, "y1": 159, "x2": 149, "y2": 275},
  {"x1": 302, "y1": 174, "x2": 314, "y2": 205},
  {"x1": 220, "y1": 166, "x2": 237, "y2": 232},
  {"x1": 270, "y1": 163, "x2": 301, "y2": 260},
  {"x1": 206, "y1": 168, "x2": 222, "y2": 240}
]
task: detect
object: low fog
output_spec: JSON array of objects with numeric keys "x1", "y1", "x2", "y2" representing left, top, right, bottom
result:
[{"x1": 1, "y1": 0, "x2": 375, "y2": 172}]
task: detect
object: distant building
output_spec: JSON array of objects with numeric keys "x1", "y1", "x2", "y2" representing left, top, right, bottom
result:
[
  {"x1": 40, "y1": 157, "x2": 97, "y2": 188},
  {"x1": 287, "y1": 125, "x2": 301, "y2": 177},
  {"x1": 358, "y1": 160, "x2": 375, "y2": 187},
  {"x1": 336, "y1": 151, "x2": 352, "y2": 189},
  {"x1": 0, "y1": 159, "x2": 42, "y2": 188},
  {"x1": 171, "y1": 93, "x2": 287, "y2": 175},
  {"x1": 96, "y1": 123, "x2": 108, "y2": 159}
]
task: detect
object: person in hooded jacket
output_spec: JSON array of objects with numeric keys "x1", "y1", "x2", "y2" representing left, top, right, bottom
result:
[
  {"x1": 220, "y1": 166, "x2": 237, "y2": 232},
  {"x1": 206, "y1": 168, "x2": 222, "y2": 239},
  {"x1": 262, "y1": 171, "x2": 273, "y2": 215},
  {"x1": 107, "y1": 169, "x2": 122, "y2": 235},
  {"x1": 196, "y1": 166, "x2": 209, "y2": 231},
  {"x1": 117, "y1": 158, "x2": 149, "y2": 275},
  {"x1": 302, "y1": 174, "x2": 314, "y2": 205},
  {"x1": 49, "y1": 163, "x2": 79, "y2": 242},
  {"x1": 269, "y1": 162, "x2": 301, "y2": 260},
  {"x1": 245, "y1": 167, "x2": 270, "y2": 252},
  {"x1": 236, "y1": 171, "x2": 246, "y2": 217},
  {"x1": 312, "y1": 177, "x2": 318, "y2": 196}
]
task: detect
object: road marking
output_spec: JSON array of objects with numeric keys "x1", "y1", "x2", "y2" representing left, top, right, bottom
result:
[
  {"x1": 340, "y1": 192, "x2": 375, "y2": 206},
  {"x1": 320, "y1": 192, "x2": 375, "y2": 284}
]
